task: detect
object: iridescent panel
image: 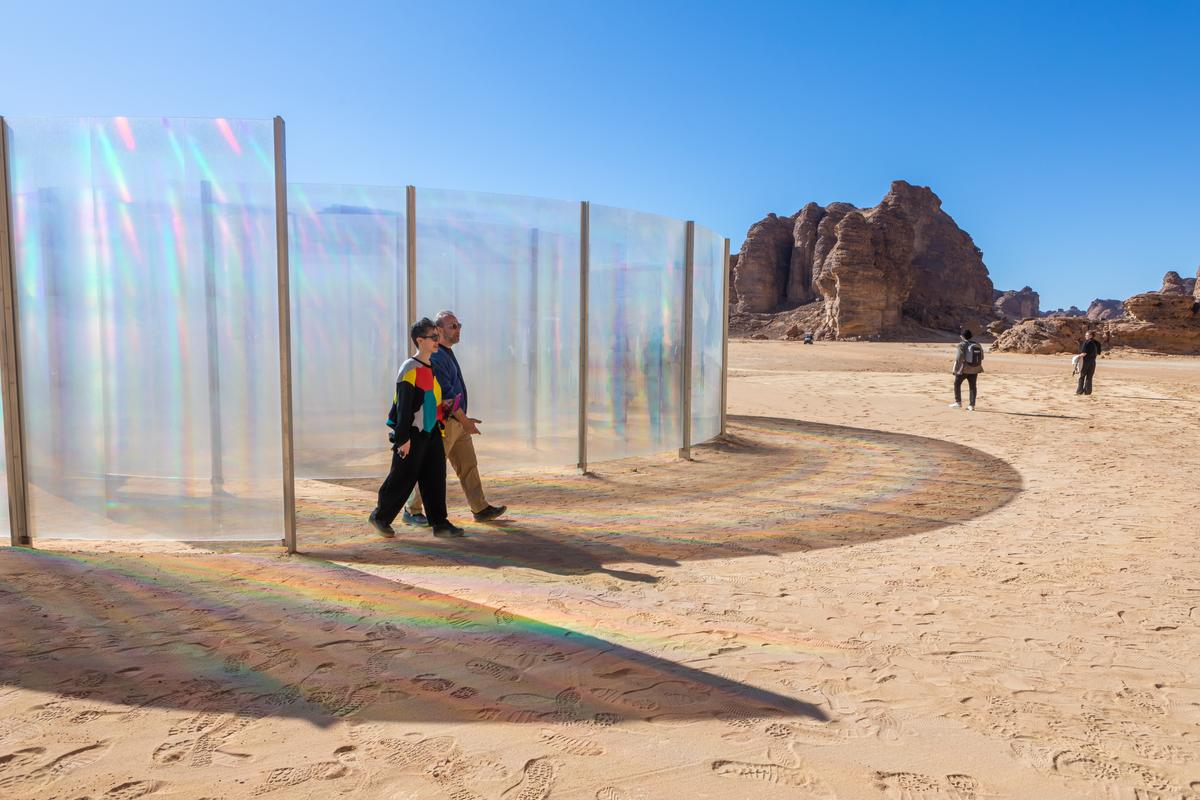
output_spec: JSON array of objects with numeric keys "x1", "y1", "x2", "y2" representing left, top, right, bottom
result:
[
  {"x1": 416, "y1": 188, "x2": 580, "y2": 467},
  {"x1": 587, "y1": 205, "x2": 686, "y2": 461},
  {"x1": 288, "y1": 184, "x2": 406, "y2": 478},
  {"x1": 691, "y1": 225, "x2": 725, "y2": 444},
  {"x1": 6, "y1": 116, "x2": 282, "y2": 540}
]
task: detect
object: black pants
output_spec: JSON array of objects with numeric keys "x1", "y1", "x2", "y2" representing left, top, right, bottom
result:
[
  {"x1": 1077, "y1": 361, "x2": 1095, "y2": 395},
  {"x1": 375, "y1": 430, "x2": 448, "y2": 526},
  {"x1": 954, "y1": 373, "x2": 978, "y2": 406}
]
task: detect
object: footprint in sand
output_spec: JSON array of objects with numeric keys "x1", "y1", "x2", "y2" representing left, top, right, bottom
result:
[
  {"x1": 412, "y1": 673, "x2": 456, "y2": 693},
  {"x1": 874, "y1": 771, "x2": 982, "y2": 800},
  {"x1": 252, "y1": 746, "x2": 357, "y2": 795},
  {"x1": 539, "y1": 729, "x2": 605, "y2": 756},
  {"x1": 595, "y1": 789, "x2": 631, "y2": 800},
  {"x1": 104, "y1": 780, "x2": 163, "y2": 799},
  {"x1": 711, "y1": 758, "x2": 835, "y2": 795},
  {"x1": 501, "y1": 758, "x2": 558, "y2": 800},
  {"x1": 466, "y1": 659, "x2": 521, "y2": 682},
  {"x1": 0, "y1": 741, "x2": 110, "y2": 790}
]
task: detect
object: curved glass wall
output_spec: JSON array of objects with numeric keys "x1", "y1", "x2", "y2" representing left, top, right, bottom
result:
[
  {"x1": 5, "y1": 116, "x2": 282, "y2": 540},
  {"x1": 587, "y1": 205, "x2": 687, "y2": 462},
  {"x1": 416, "y1": 188, "x2": 580, "y2": 468},
  {"x1": 691, "y1": 224, "x2": 725, "y2": 444},
  {"x1": 1, "y1": 116, "x2": 726, "y2": 541},
  {"x1": 288, "y1": 184, "x2": 407, "y2": 478}
]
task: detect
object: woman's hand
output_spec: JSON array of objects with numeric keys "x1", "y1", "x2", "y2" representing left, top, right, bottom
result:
[{"x1": 397, "y1": 440, "x2": 411, "y2": 458}]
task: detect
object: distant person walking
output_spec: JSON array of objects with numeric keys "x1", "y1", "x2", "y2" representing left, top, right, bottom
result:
[
  {"x1": 949, "y1": 329, "x2": 984, "y2": 411},
  {"x1": 369, "y1": 317, "x2": 465, "y2": 539},
  {"x1": 1076, "y1": 330, "x2": 1102, "y2": 396},
  {"x1": 403, "y1": 311, "x2": 507, "y2": 526}
]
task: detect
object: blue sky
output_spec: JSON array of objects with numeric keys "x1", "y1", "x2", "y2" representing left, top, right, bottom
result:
[{"x1": 3, "y1": 0, "x2": 1197, "y2": 309}]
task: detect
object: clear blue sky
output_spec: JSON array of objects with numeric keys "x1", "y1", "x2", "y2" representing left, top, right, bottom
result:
[{"x1": 3, "y1": 1, "x2": 1197, "y2": 309}]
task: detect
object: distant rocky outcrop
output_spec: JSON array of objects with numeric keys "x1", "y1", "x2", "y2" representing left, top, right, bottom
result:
[
  {"x1": 991, "y1": 316, "x2": 1093, "y2": 355},
  {"x1": 1041, "y1": 306, "x2": 1086, "y2": 318},
  {"x1": 993, "y1": 286, "x2": 1039, "y2": 320},
  {"x1": 1086, "y1": 298, "x2": 1124, "y2": 321},
  {"x1": 731, "y1": 181, "x2": 993, "y2": 339},
  {"x1": 995, "y1": 272, "x2": 1200, "y2": 355},
  {"x1": 1160, "y1": 270, "x2": 1196, "y2": 296}
]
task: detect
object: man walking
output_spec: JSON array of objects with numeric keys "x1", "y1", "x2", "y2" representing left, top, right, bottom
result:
[
  {"x1": 1076, "y1": 330, "x2": 1102, "y2": 395},
  {"x1": 949, "y1": 329, "x2": 984, "y2": 411},
  {"x1": 404, "y1": 311, "x2": 508, "y2": 525}
]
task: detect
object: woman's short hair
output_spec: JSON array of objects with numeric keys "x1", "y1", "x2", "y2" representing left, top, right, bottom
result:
[{"x1": 410, "y1": 317, "x2": 436, "y2": 346}]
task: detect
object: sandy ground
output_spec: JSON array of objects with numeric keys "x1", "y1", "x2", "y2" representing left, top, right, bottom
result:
[{"x1": 2, "y1": 341, "x2": 1199, "y2": 799}]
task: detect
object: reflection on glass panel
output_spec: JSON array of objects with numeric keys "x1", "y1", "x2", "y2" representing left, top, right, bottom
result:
[
  {"x1": 289, "y1": 185, "x2": 406, "y2": 478},
  {"x1": 691, "y1": 225, "x2": 725, "y2": 444},
  {"x1": 588, "y1": 205, "x2": 686, "y2": 461},
  {"x1": 416, "y1": 188, "x2": 580, "y2": 468},
  {"x1": 7, "y1": 116, "x2": 282, "y2": 540}
]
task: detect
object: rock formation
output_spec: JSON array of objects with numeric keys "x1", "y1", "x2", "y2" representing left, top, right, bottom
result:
[
  {"x1": 1086, "y1": 299, "x2": 1124, "y2": 321},
  {"x1": 991, "y1": 316, "x2": 1093, "y2": 355},
  {"x1": 1041, "y1": 306, "x2": 1086, "y2": 318},
  {"x1": 1195, "y1": 266, "x2": 1200, "y2": 302},
  {"x1": 1160, "y1": 270, "x2": 1196, "y2": 296},
  {"x1": 732, "y1": 181, "x2": 993, "y2": 339},
  {"x1": 995, "y1": 287, "x2": 1200, "y2": 355},
  {"x1": 993, "y1": 286, "x2": 1040, "y2": 320}
]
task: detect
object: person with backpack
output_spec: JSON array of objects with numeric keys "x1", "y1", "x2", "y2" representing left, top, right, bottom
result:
[{"x1": 950, "y1": 329, "x2": 984, "y2": 411}]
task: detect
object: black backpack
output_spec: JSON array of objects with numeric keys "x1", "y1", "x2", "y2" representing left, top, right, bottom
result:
[{"x1": 962, "y1": 341, "x2": 984, "y2": 365}]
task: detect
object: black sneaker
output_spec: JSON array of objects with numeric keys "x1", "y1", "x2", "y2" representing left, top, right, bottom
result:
[
  {"x1": 368, "y1": 509, "x2": 395, "y2": 538},
  {"x1": 402, "y1": 509, "x2": 429, "y2": 526},
  {"x1": 431, "y1": 522, "x2": 465, "y2": 538},
  {"x1": 472, "y1": 504, "x2": 507, "y2": 522}
]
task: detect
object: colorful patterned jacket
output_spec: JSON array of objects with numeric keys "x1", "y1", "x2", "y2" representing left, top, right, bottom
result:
[{"x1": 386, "y1": 357, "x2": 446, "y2": 449}]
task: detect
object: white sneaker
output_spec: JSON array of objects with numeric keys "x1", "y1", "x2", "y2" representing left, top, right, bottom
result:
[
  {"x1": 966, "y1": 405, "x2": 975, "y2": 412},
  {"x1": 948, "y1": 402, "x2": 961, "y2": 408}
]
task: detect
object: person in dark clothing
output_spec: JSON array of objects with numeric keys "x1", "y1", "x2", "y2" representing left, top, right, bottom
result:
[
  {"x1": 368, "y1": 317, "x2": 465, "y2": 539},
  {"x1": 1076, "y1": 330, "x2": 1102, "y2": 396},
  {"x1": 950, "y1": 329, "x2": 984, "y2": 411}
]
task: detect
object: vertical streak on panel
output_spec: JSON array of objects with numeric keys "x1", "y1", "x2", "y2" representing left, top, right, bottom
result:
[
  {"x1": 577, "y1": 201, "x2": 589, "y2": 474},
  {"x1": 680, "y1": 220, "x2": 695, "y2": 459},
  {"x1": 720, "y1": 237, "x2": 730, "y2": 435}
]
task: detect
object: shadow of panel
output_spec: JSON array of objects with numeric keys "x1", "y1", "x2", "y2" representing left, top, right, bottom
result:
[{"x1": 0, "y1": 549, "x2": 824, "y2": 730}]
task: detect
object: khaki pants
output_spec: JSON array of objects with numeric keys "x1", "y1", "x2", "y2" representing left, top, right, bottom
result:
[{"x1": 408, "y1": 417, "x2": 488, "y2": 515}]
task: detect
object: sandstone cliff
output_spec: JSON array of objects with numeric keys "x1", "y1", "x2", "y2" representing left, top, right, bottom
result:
[
  {"x1": 993, "y1": 286, "x2": 1040, "y2": 320},
  {"x1": 1086, "y1": 299, "x2": 1124, "y2": 321},
  {"x1": 732, "y1": 181, "x2": 993, "y2": 339},
  {"x1": 994, "y1": 273, "x2": 1200, "y2": 355}
]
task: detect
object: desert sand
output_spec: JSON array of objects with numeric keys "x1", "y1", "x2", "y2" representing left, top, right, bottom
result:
[{"x1": 2, "y1": 341, "x2": 1198, "y2": 799}]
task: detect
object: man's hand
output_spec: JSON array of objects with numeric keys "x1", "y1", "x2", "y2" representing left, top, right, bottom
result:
[
  {"x1": 397, "y1": 440, "x2": 411, "y2": 458},
  {"x1": 462, "y1": 417, "x2": 482, "y2": 436}
]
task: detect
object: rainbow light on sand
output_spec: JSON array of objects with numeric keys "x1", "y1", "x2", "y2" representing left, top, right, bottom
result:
[
  {"x1": 5, "y1": 116, "x2": 282, "y2": 541},
  {"x1": 0, "y1": 548, "x2": 824, "y2": 723}
]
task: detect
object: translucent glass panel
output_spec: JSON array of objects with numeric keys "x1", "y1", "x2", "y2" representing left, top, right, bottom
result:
[
  {"x1": 416, "y1": 188, "x2": 580, "y2": 467},
  {"x1": 289, "y1": 185, "x2": 406, "y2": 477},
  {"x1": 6, "y1": 117, "x2": 282, "y2": 540},
  {"x1": 587, "y1": 205, "x2": 686, "y2": 461},
  {"x1": 691, "y1": 225, "x2": 725, "y2": 444}
]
